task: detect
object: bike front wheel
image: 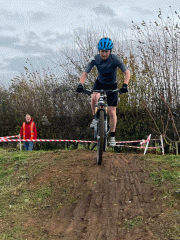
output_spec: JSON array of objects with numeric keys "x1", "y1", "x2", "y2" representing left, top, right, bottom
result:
[{"x1": 97, "y1": 110, "x2": 104, "y2": 165}]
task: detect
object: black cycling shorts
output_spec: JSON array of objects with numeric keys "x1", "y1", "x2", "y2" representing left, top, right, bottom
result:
[{"x1": 93, "y1": 80, "x2": 118, "y2": 107}]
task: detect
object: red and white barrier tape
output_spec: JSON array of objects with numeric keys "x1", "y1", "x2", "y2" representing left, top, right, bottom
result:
[
  {"x1": 0, "y1": 134, "x2": 164, "y2": 155},
  {"x1": 116, "y1": 134, "x2": 164, "y2": 155},
  {"x1": 116, "y1": 140, "x2": 144, "y2": 143},
  {"x1": 0, "y1": 138, "x2": 97, "y2": 143},
  {"x1": 0, "y1": 135, "x2": 19, "y2": 139},
  {"x1": 116, "y1": 134, "x2": 151, "y2": 145},
  {"x1": 0, "y1": 134, "x2": 151, "y2": 144},
  {"x1": 116, "y1": 145, "x2": 162, "y2": 149}
]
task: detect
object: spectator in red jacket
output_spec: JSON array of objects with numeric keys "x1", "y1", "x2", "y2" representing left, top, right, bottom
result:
[{"x1": 19, "y1": 114, "x2": 37, "y2": 151}]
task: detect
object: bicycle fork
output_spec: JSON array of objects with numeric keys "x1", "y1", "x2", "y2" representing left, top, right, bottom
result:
[
  {"x1": 91, "y1": 108, "x2": 109, "y2": 152},
  {"x1": 94, "y1": 109, "x2": 108, "y2": 139}
]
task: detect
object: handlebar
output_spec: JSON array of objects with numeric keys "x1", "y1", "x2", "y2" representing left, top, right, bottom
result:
[{"x1": 82, "y1": 89, "x2": 123, "y2": 96}]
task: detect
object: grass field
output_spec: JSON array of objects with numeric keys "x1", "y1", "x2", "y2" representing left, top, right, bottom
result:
[{"x1": 0, "y1": 148, "x2": 180, "y2": 239}]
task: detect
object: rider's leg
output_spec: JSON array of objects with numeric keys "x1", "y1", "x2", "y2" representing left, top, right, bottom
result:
[
  {"x1": 108, "y1": 106, "x2": 117, "y2": 133},
  {"x1": 91, "y1": 92, "x2": 100, "y2": 115},
  {"x1": 90, "y1": 92, "x2": 100, "y2": 128},
  {"x1": 108, "y1": 106, "x2": 117, "y2": 147}
]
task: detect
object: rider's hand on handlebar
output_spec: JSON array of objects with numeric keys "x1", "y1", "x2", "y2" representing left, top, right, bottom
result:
[
  {"x1": 76, "y1": 83, "x2": 84, "y2": 93},
  {"x1": 120, "y1": 83, "x2": 128, "y2": 93}
]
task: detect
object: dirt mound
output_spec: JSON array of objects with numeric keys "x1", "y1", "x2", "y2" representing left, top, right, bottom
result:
[{"x1": 24, "y1": 150, "x2": 169, "y2": 239}]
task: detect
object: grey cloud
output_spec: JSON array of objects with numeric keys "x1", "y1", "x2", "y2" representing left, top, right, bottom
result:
[
  {"x1": 47, "y1": 34, "x2": 73, "y2": 44},
  {"x1": 0, "y1": 34, "x2": 55, "y2": 59},
  {"x1": 22, "y1": 31, "x2": 44, "y2": 46},
  {"x1": 0, "y1": 50, "x2": 64, "y2": 86},
  {"x1": 109, "y1": 18, "x2": 131, "y2": 29},
  {"x1": 42, "y1": 30, "x2": 55, "y2": 37},
  {"x1": 0, "y1": 56, "x2": 45, "y2": 83},
  {"x1": 0, "y1": 25, "x2": 16, "y2": 31},
  {"x1": 0, "y1": 8, "x2": 25, "y2": 21},
  {"x1": 15, "y1": 43, "x2": 54, "y2": 55},
  {"x1": 129, "y1": 7, "x2": 154, "y2": 15},
  {"x1": 0, "y1": 30, "x2": 71, "y2": 55},
  {"x1": 26, "y1": 31, "x2": 39, "y2": 40},
  {"x1": 4, "y1": 57, "x2": 28, "y2": 72},
  {"x1": 5, "y1": 55, "x2": 53, "y2": 72},
  {"x1": 1, "y1": 45, "x2": 57, "y2": 76},
  {"x1": 71, "y1": 0, "x2": 89, "y2": 8},
  {"x1": 91, "y1": 4, "x2": 117, "y2": 17},
  {"x1": 42, "y1": 31, "x2": 73, "y2": 44},
  {"x1": 0, "y1": 35, "x2": 21, "y2": 47},
  {"x1": 28, "y1": 11, "x2": 52, "y2": 22}
]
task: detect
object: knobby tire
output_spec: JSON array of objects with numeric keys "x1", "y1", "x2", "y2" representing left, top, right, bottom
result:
[
  {"x1": 103, "y1": 118, "x2": 109, "y2": 152},
  {"x1": 97, "y1": 110, "x2": 104, "y2": 165},
  {"x1": 104, "y1": 137, "x2": 107, "y2": 152}
]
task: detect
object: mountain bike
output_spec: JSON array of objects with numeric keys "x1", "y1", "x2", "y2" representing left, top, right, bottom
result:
[{"x1": 82, "y1": 89, "x2": 122, "y2": 165}]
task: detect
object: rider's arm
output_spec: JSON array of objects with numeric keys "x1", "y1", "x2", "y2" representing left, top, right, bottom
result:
[
  {"x1": 79, "y1": 58, "x2": 95, "y2": 84},
  {"x1": 115, "y1": 55, "x2": 130, "y2": 85},
  {"x1": 124, "y1": 70, "x2": 130, "y2": 85},
  {"x1": 79, "y1": 72, "x2": 88, "y2": 84}
]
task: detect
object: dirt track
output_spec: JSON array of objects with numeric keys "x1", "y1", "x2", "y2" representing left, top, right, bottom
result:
[{"x1": 28, "y1": 150, "x2": 169, "y2": 240}]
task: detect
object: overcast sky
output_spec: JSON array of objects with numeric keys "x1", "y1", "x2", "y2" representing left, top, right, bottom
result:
[{"x1": 0, "y1": 0, "x2": 179, "y2": 86}]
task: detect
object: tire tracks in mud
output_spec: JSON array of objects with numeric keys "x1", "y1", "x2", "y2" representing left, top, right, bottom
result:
[{"x1": 48, "y1": 152, "x2": 163, "y2": 240}]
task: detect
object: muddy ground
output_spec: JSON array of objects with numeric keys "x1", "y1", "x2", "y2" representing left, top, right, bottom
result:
[{"x1": 12, "y1": 149, "x2": 179, "y2": 240}]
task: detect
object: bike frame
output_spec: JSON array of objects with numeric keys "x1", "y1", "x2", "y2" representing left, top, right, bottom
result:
[
  {"x1": 94, "y1": 91, "x2": 108, "y2": 139},
  {"x1": 82, "y1": 88, "x2": 122, "y2": 165}
]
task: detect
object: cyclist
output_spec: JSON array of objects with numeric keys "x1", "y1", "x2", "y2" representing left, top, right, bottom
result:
[{"x1": 76, "y1": 37, "x2": 130, "y2": 147}]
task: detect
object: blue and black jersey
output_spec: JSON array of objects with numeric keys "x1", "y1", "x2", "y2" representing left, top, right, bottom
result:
[{"x1": 85, "y1": 54, "x2": 127, "y2": 84}]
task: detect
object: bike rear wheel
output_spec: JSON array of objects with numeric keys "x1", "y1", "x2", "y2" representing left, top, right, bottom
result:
[{"x1": 97, "y1": 110, "x2": 104, "y2": 165}]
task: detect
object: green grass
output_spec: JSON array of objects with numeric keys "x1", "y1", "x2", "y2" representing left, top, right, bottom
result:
[
  {"x1": 0, "y1": 148, "x2": 180, "y2": 239},
  {"x1": 117, "y1": 216, "x2": 144, "y2": 230},
  {"x1": 0, "y1": 227, "x2": 23, "y2": 240},
  {"x1": 124, "y1": 217, "x2": 143, "y2": 229},
  {"x1": 150, "y1": 169, "x2": 180, "y2": 185},
  {"x1": 145, "y1": 155, "x2": 180, "y2": 186}
]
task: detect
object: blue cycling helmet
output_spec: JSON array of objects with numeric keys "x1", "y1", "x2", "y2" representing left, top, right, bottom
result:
[{"x1": 97, "y1": 37, "x2": 113, "y2": 50}]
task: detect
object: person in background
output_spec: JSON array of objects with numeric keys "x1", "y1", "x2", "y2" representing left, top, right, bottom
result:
[{"x1": 19, "y1": 114, "x2": 37, "y2": 151}]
